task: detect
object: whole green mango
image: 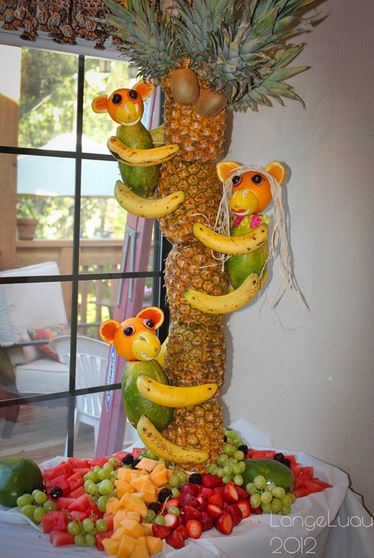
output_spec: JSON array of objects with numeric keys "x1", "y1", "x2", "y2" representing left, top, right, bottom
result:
[
  {"x1": 242, "y1": 459, "x2": 294, "y2": 490},
  {"x1": 122, "y1": 360, "x2": 173, "y2": 431},
  {"x1": 0, "y1": 456, "x2": 43, "y2": 507}
]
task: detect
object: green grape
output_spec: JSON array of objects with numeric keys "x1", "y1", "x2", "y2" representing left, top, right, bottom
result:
[
  {"x1": 261, "y1": 491, "x2": 273, "y2": 504},
  {"x1": 84, "y1": 471, "x2": 96, "y2": 483},
  {"x1": 96, "y1": 519, "x2": 108, "y2": 533},
  {"x1": 103, "y1": 462, "x2": 114, "y2": 472},
  {"x1": 216, "y1": 454, "x2": 228, "y2": 466},
  {"x1": 281, "y1": 494, "x2": 293, "y2": 507},
  {"x1": 20, "y1": 504, "x2": 37, "y2": 518},
  {"x1": 154, "y1": 515, "x2": 166, "y2": 526},
  {"x1": 109, "y1": 457, "x2": 119, "y2": 467},
  {"x1": 98, "y1": 479, "x2": 114, "y2": 495},
  {"x1": 97, "y1": 495, "x2": 110, "y2": 513},
  {"x1": 167, "y1": 506, "x2": 180, "y2": 517},
  {"x1": 110, "y1": 471, "x2": 117, "y2": 481},
  {"x1": 224, "y1": 429, "x2": 236, "y2": 440},
  {"x1": 74, "y1": 534, "x2": 86, "y2": 546},
  {"x1": 234, "y1": 450, "x2": 245, "y2": 461},
  {"x1": 84, "y1": 480, "x2": 95, "y2": 491},
  {"x1": 32, "y1": 490, "x2": 47, "y2": 505},
  {"x1": 43, "y1": 500, "x2": 56, "y2": 512},
  {"x1": 237, "y1": 461, "x2": 246, "y2": 473},
  {"x1": 246, "y1": 482, "x2": 258, "y2": 495},
  {"x1": 232, "y1": 463, "x2": 242, "y2": 475},
  {"x1": 250, "y1": 494, "x2": 262, "y2": 509},
  {"x1": 266, "y1": 483, "x2": 277, "y2": 492},
  {"x1": 98, "y1": 468, "x2": 111, "y2": 481},
  {"x1": 86, "y1": 483, "x2": 99, "y2": 495},
  {"x1": 262, "y1": 503, "x2": 272, "y2": 513},
  {"x1": 223, "y1": 465, "x2": 233, "y2": 476},
  {"x1": 33, "y1": 507, "x2": 46, "y2": 524},
  {"x1": 216, "y1": 468, "x2": 224, "y2": 478},
  {"x1": 171, "y1": 487, "x2": 180, "y2": 498},
  {"x1": 169, "y1": 475, "x2": 180, "y2": 488},
  {"x1": 207, "y1": 463, "x2": 216, "y2": 473},
  {"x1": 254, "y1": 475, "x2": 267, "y2": 490},
  {"x1": 222, "y1": 475, "x2": 232, "y2": 484},
  {"x1": 223, "y1": 444, "x2": 236, "y2": 456},
  {"x1": 16, "y1": 494, "x2": 33, "y2": 508},
  {"x1": 176, "y1": 471, "x2": 188, "y2": 484},
  {"x1": 233, "y1": 474, "x2": 243, "y2": 486},
  {"x1": 289, "y1": 493, "x2": 296, "y2": 504},
  {"x1": 68, "y1": 520, "x2": 81, "y2": 536},
  {"x1": 272, "y1": 487, "x2": 286, "y2": 499},
  {"x1": 145, "y1": 510, "x2": 156, "y2": 523},
  {"x1": 82, "y1": 518, "x2": 95, "y2": 533},
  {"x1": 271, "y1": 499, "x2": 282, "y2": 513},
  {"x1": 281, "y1": 505, "x2": 291, "y2": 515}
]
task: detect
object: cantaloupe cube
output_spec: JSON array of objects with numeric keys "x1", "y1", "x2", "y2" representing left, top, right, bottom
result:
[
  {"x1": 150, "y1": 467, "x2": 169, "y2": 488},
  {"x1": 121, "y1": 518, "x2": 146, "y2": 538},
  {"x1": 117, "y1": 534, "x2": 136, "y2": 558},
  {"x1": 112, "y1": 526, "x2": 126, "y2": 541},
  {"x1": 106, "y1": 497, "x2": 122, "y2": 515},
  {"x1": 146, "y1": 536, "x2": 164, "y2": 555},
  {"x1": 141, "y1": 523, "x2": 153, "y2": 536},
  {"x1": 113, "y1": 509, "x2": 129, "y2": 531},
  {"x1": 117, "y1": 468, "x2": 133, "y2": 482},
  {"x1": 102, "y1": 537, "x2": 119, "y2": 556},
  {"x1": 140, "y1": 484, "x2": 158, "y2": 503},
  {"x1": 120, "y1": 510, "x2": 141, "y2": 522},
  {"x1": 115, "y1": 479, "x2": 135, "y2": 497},
  {"x1": 135, "y1": 458, "x2": 159, "y2": 472},
  {"x1": 132, "y1": 538, "x2": 150, "y2": 558},
  {"x1": 131, "y1": 476, "x2": 150, "y2": 492},
  {"x1": 121, "y1": 492, "x2": 148, "y2": 518}
]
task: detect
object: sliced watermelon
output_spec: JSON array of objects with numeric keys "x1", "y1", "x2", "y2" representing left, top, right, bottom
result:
[
  {"x1": 66, "y1": 457, "x2": 91, "y2": 469},
  {"x1": 67, "y1": 472, "x2": 84, "y2": 493},
  {"x1": 103, "y1": 514, "x2": 114, "y2": 531},
  {"x1": 42, "y1": 512, "x2": 58, "y2": 534},
  {"x1": 49, "y1": 530, "x2": 74, "y2": 547},
  {"x1": 69, "y1": 510, "x2": 89, "y2": 521},
  {"x1": 247, "y1": 449, "x2": 276, "y2": 459},
  {"x1": 68, "y1": 485, "x2": 85, "y2": 499},
  {"x1": 55, "y1": 497, "x2": 75, "y2": 510},
  {"x1": 67, "y1": 493, "x2": 91, "y2": 512}
]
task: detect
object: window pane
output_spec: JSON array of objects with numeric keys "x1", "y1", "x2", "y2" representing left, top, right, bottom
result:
[
  {"x1": 0, "y1": 279, "x2": 71, "y2": 396},
  {"x1": 0, "y1": 400, "x2": 69, "y2": 460},
  {"x1": 0, "y1": 45, "x2": 78, "y2": 149}
]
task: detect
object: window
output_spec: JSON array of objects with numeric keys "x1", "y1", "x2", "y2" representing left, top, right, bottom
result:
[{"x1": 0, "y1": 45, "x2": 168, "y2": 460}]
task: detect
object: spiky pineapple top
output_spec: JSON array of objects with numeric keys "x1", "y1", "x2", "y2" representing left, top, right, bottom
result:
[{"x1": 103, "y1": 0, "x2": 322, "y2": 111}]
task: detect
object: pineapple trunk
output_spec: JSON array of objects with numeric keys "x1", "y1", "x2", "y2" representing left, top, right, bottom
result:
[{"x1": 158, "y1": 85, "x2": 229, "y2": 467}]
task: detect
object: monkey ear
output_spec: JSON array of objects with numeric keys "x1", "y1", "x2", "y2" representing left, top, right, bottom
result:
[
  {"x1": 216, "y1": 161, "x2": 241, "y2": 183},
  {"x1": 91, "y1": 95, "x2": 108, "y2": 113},
  {"x1": 266, "y1": 161, "x2": 286, "y2": 185},
  {"x1": 134, "y1": 80, "x2": 154, "y2": 101},
  {"x1": 99, "y1": 320, "x2": 120, "y2": 344},
  {"x1": 136, "y1": 306, "x2": 164, "y2": 329}
]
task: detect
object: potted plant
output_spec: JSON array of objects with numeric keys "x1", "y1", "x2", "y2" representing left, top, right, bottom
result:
[{"x1": 16, "y1": 196, "x2": 38, "y2": 240}]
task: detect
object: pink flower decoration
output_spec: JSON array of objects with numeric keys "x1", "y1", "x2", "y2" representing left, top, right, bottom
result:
[{"x1": 250, "y1": 215, "x2": 262, "y2": 229}]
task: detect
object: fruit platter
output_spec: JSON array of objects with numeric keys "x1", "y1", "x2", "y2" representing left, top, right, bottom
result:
[{"x1": 0, "y1": 418, "x2": 351, "y2": 558}]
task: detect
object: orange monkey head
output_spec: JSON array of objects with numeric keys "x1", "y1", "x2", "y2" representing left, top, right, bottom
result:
[{"x1": 99, "y1": 306, "x2": 164, "y2": 362}]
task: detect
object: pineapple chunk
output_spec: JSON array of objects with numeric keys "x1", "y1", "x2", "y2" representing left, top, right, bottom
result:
[
  {"x1": 117, "y1": 534, "x2": 137, "y2": 558},
  {"x1": 102, "y1": 538, "x2": 119, "y2": 556},
  {"x1": 121, "y1": 518, "x2": 146, "y2": 538},
  {"x1": 135, "y1": 458, "x2": 159, "y2": 472},
  {"x1": 146, "y1": 536, "x2": 164, "y2": 555}
]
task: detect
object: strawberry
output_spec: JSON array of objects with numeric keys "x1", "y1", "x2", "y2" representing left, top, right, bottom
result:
[
  {"x1": 214, "y1": 485, "x2": 225, "y2": 494},
  {"x1": 152, "y1": 524, "x2": 171, "y2": 539},
  {"x1": 200, "y1": 511, "x2": 214, "y2": 531},
  {"x1": 165, "y1": 498, "x2": 180, "y2": 510},
  {"x1": 176, "y1": 524, "x2": 188, "y2": 539},
  {"x1": 166, "y1": 528, "x2": 185, "y2": 549},
  {"x1": 183, "y1": 504, "x2": 202, "y2": 521},
  {"x1": 206, "y1": 504, "x2": 224, "y2": 520},
  {"x1": 215, "y1": 512, "x2": 233, "y2": 535},
  {"x1": 181, "y1": 483, "x2": 200, "y2": 496},
  {"x1": 179, "y1": 492, "x2": 200, "y2": 508},
  {"x1": 208, "y1": 493, "x2": 225, "y2": 508},
  {"x1": 202, "y1": 474, "x2": 222, "y2": 488},
  {"x1": 237, "y1": 499, "x2": 251, "y2": 519},
  {"x1": 226, "y1": 504, "x2": 242, "y2": 526},
  {"x1": 201, "y1": 487, "x2": 215, "y2": 500},
  {"x1": 236, "y1": 486, "x2": 250, "y2": 500},
  {"x1": 222, "y1": 482, "x2": 239, "y2": 504},
  {"x1": 252, "y1": 506, "x2": 263, "y2": 515},
  {"x1": 186, "y1": 519, "x2": 203, "y2": 539},
  {"x1": 197, "y1": 495, "x2": 207, "y2": 510},
  {"x1": 164, "y1": 513, "x2": 178, "y2": 529}
]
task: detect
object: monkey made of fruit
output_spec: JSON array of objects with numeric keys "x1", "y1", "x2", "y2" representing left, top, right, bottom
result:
[
  {"x1": 92, "y1": 80, "x2": 179, "y2": 197},
  {"x1": 100, "y1": 306, "x2": 218, "y2": 464}
]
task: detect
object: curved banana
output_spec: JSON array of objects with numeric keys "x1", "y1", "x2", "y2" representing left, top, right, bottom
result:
[
  {"x1": 184, "y1": 272, "x2": 266, "y2": 314},
  {"x1": 115, "y1": 180, "x2": 185, "y2": 218},
  {"x1": 108, "y1": 136, "x2": 179, "y2": 167},
  {"x1": 137, "y1": 375, "x2": 218, "y2": 408},
  {"x1": 137, "y1": 415, "x2": 209, "y2": 464},
  {"x1": 193, "y1": 222, "x2": 268, "y2": 255}
]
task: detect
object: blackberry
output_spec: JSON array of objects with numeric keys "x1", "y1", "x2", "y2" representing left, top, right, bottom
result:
[
  {"x1": 122, "y1": 454, "x2": 134, "y2": 465},
  {"x1": 283, "y1": 459, "x2": 291, "y2": 469},
  {"x1": 148, "y1": 502, "x2": 161, "y2": 514},
  {"x1": 189, "y1": 473, "x2": 202, "y2": 485},
  {"x1": 223, "y1": 435, "x2": 227, "y2": 443},
  {"x1": 158, "y1": 488, "x2": 172, "y2": 503},
  {"x1": 132, "y1": 458, "x2": 141, "y2": 468},
  {"x1": 49, "y1": 487, "x2": 63, "y2": 499},
  {"x1": 273, "y1": 452, "x2": 286, "y2": 464},
  {"x1": 238, "y1": 444, "x2": 248, "y2": 454}
]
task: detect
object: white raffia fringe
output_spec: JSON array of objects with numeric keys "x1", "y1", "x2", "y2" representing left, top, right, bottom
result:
[{"x1": 214, "y1": 164, "x2": 309, "y2": 311}]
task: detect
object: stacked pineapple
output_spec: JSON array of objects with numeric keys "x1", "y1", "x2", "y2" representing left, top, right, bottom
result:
[{"x1": 103, "y1": 0, "x2": 321, "y2": 465}]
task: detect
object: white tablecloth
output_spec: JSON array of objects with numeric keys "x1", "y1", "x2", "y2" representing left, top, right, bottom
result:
[{"x1": 1, "y1": 419, "x2": 373, "y2": 557}]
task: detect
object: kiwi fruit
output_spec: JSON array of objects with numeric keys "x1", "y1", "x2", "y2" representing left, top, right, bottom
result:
[
  {"x1": 167, "y1": 67, "x2": 200, "y2": 105},
  {"x1": 195, "y1": 88, "x2": 227, "y2": 117}
]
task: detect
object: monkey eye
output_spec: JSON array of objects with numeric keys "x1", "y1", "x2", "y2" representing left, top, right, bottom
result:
[
  {"x1": 123, "y1": 326, "x2": 135, "y2": 336},
  {"x1": 143, "y1": 319, "x2": 155, "y2": 329},
  {"x1": 231, "y1": 175, "x2": 242, "y2": 186},
  {"x1": 251, "y1": 173, "x2": 263, "y2": 185},
  {"x1": 128, "y1": 89, "x2": 138, "y2": 100},
  {"x1": 112, "y1": 93, "x2": 122, "y2": 104}
]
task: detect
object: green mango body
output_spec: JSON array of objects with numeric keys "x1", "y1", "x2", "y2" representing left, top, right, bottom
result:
[
  {"x1": 122, "y1": 360, "x2": 173, "y2": 431},
  {"x1": 0, "y1": 456, "x2": 43, "y2": 507},
  {"x1": 242, "y1": 459, "x2": 294, "y2": 490},
  {"x1": 117, "y1": 123, "x2": 160, "y2": 198}
]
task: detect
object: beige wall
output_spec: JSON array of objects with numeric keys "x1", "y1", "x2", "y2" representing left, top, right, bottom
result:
[{"x1": 223, "y1": 0, "x2": 374, "y2": 514}]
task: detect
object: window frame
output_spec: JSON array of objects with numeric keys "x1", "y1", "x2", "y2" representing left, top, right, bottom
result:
[{"x1": 0, "y1": 51, "x2": 168, "y2": 456}]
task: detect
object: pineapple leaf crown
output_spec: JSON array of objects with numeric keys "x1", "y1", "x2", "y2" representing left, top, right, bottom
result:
[{"x1": 103, "y1": 0, "x2": 323, "y2": 111}]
